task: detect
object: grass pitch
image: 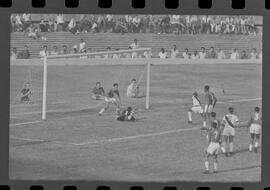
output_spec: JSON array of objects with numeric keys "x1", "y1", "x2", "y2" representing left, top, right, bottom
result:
[{"x1": 9, "y1": 62, "x2": 261, "y2": 181}]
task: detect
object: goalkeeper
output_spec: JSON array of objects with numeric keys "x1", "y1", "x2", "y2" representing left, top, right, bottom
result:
[
  {"x1": 20, "y1": 82, "x2": 32, "y2": 103},
  {"x1": 117, "y1": 106, "x2": 136, "y2": 121},
  {"x1": 127, "y1": 79, "x2": 142, "y2": 98}
]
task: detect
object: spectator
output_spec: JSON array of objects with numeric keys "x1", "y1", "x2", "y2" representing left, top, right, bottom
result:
[
  {"x1": 143, "y1": 50, "x2": 152, "y2": 58},
  {"x1": 230, "y1": 48, "x2": 240, "y2": 59},
  {"x1": 123, "y1": 47, "x2": 132, "y2": 58},
  {"x1": 79, "y1": 39, "x2": 86, "y2": 53},
  {"x1": 60, "y1": 45, "x2": 68, "y2": 55},
  {"x1": 19, "y1": 45, "x2": 30, "y2": 59},
  {"x1": 250, "y1": 48, "x2": 258, "y2": 59},
  {"x1": 11, "y1": 47, "x2": 18, "y2": 60},
  {"x1": 39, "y1": 45, "x2": 48, "y2": 58},
  {"x1": 56, "y1": 14, "x2": 65, "y2": 31},
  {"x1": 240, "y1": 50, "x2": 248, "y2": 59},
  {"x1": 104, "y1": 46, "x2": 113, "y2": 58},
  {"x1": 170, "y1": 45, "x2": 179, "y2": 59},
  {"x1": 130, "y1": 38, "x2": 139, "y2": 58},
  {"x1": 158, "y1": 48, "x2": 167, "y2": 59},
  {"x1": 50, "y1": 46, "x2": 59, "y2": 56},
  {"x1": 71, "y1": 45, "x2": 78, "y2": 54},
  {"x1": 68, "y1": 18, "x2": 77, "y2": 34},
  {"x1": 208, "y1": 47, "x2": 217, "y2": 59},
  {"x1": 199, "y1": 47, "x2": 207, "y2": 59},
  {"x1": 191, "y1": 50, "x2": 199, "y2": 59},
  {"x1": 182, "y1": 48, "x2": 190, "y2": 59},
  {"x1": 217, "y1": 48, "x2": 226, "y2": 59},
  {"x1": 113, "y1": 49, "x2": 121, "y2": 58}
]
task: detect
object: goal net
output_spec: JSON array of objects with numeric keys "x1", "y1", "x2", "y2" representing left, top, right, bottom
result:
[{"x1": 10, "y1": 48, "x2": 152, "y2": 121}]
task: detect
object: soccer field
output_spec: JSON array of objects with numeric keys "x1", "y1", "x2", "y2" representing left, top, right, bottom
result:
[{"x1": 9, "y1": 62, "x2": 262, "y2": 182}]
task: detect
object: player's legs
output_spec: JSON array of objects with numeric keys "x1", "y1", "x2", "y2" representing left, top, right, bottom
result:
[
  {"x1": 203, "y1": 153, "x2": 211, "y2": 174},
  {"x1": 254, "y1": 134, "x2": 260, "y2": 153},
  {"x1": 98, "y1": 102, "x2": 110, "y2": 115},
  {"x1": 188, "y1": 108, "x2": 193, "y2": 123},
  {"x1": 213, "y1": 154, "x2": 218, "y2": 173},
  {"x1": 249, "y1": 133, "x2": 255, "y2": 152},
  {"x1": 221, "y1": 135, "x2": 228, "y2": 155},
  {"x1": 228, "y1": 135, "x2": 234, "y2": 156}
]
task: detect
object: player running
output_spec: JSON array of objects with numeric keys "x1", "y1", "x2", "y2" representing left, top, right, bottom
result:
[
  {"x1": 98, "y1": 83, "x2": 121, "y2": 116},
  {"x1": 187, "y1": 92, "x2": 204, "y2": 124},
  {"x1": 203, "y1": 85, "x2": 217, "y2": 129},
  {"x1": 220, "y1": 107, "x2": 239, "y2": 157},
  {"x1": 247, "y1": 107, "x2": 262, "y2": 153},
  {"x1": 204, "y1": 112, "x2": 222, "y2": 174}
]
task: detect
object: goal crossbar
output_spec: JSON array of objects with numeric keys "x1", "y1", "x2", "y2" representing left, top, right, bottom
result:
[{"x1": 47, "y1": 48, "x2": 152, "y2": 59}]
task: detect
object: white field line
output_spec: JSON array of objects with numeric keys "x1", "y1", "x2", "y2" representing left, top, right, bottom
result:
[
  {"x1": 10, "y1": 120, "x2": 43, "y2": 127},
  {"x1": 10, "y1": 101, "x2": 104, "y2": 117},
  {"x1": 10, "y1": 97, "x2": 261, "y2": 117},
  {"x1": 9, "y1": 97, "x2": 262, "y2": 145},
  {"x1": 71, "y1": 126, "x2": 201, "y2": 146},
  {"x1": 218, "y1": 98, "x2": 261, "y2": 104}
]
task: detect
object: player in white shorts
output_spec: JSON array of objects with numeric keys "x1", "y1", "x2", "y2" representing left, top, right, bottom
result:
[
  {"x1": 188, "y1": 92, "x2": 204, "y2": 123},
  {"x1": 203, "y1": 112, "x2": 222, "y2": 174},
  {"x1": 220, "y1": 107, "x2": 239, "y2": 157},
  {"x1": 247, "y1": 107, "x2": 262, "y2": 153},
  {"x1": 202, "y1": 85, "x2": 217, "y2": 129},
  {"x1": 98, "y1": 83, "x2": 122, "y2": 116}
]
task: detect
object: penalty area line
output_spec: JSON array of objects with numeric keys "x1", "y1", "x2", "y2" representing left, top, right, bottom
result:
[
  {"x1": 218, "y1": 98, "x2": 261, "y2": 104},
  {"x1": 10, "y1": 120, "x2": 43, "y2": 127},
  {"x1": 71, "y1": 126, "x2": 201, "y2": 146}
]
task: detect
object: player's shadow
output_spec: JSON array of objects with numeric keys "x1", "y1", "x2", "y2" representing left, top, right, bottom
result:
[{"x1": 216, "y1": 164, "x2": 260, "y2": 174}]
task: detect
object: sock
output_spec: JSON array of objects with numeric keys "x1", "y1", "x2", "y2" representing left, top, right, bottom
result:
[
  {"x1": 254, "y1": 141, "x2": 259, "y2": 148},
  {"x1": 188, "y1": 112, "x2": 192, "y2": 121},
  {"x1": 203, "y1": 121, "x2": 206, "y2": 127},
  {"x1": 229, "y1": 142, "x2": 234, "y2": 153},
  {"x1": 249, "y1": 144, "x2": 253, "y2": 151},
  {"x1": 205, "y1": 161, "x2": 209, "y2": 171},
  {"x1": 221, "y1": 146, "x2": 226, "y2": 153},
  {"x1": 214, "y1": 162, "x2": 218, "y2": 171},
  {"x1": 99, "y1": 108, "x2": 105, "y2": 114}
]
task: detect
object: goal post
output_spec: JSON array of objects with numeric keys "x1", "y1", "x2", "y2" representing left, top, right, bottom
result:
[{"x1": 41, "y1": 47, "x2": 152, "y2": 120}]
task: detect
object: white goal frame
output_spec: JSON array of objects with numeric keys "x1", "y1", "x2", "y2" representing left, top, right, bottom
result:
[{"x1": 41, "y1": 48, "x2": 152, "y2": 120}]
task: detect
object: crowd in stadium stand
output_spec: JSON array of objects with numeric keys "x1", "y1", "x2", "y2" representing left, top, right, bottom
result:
[
  {"x1": 11, "y1": 37, "x2": 262, "y2": 60},
  {"x1": 11, "y1": 14, "x2": 259, "y2": 36}
]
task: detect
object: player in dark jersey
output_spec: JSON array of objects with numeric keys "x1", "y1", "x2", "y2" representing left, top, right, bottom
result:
[
  {"x1": 117, "y1": 106, "x2": 136, "y2": 121},
  {"x1": 20, "y1": 82, "x2": 32, "y2": 103},
  {"x1": 98, "y1": 83, "x2": 121, "y2": 116},
  {"x1": 247, "y1": 107, "x2": 262, "y2": 153},
  {"x1": 202, "y1": 85, "x2": 217, "y2": 129},
  {"x1": 92, "y1": 82, "x2": 105, "y2": 100},
  {"x1": 204, "y1": 112, "x2": 222, "y2": 174}
]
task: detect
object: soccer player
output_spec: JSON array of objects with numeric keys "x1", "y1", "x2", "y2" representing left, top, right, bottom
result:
[
  {"x1": 127, "y1": 79, "x2": 142, "y2": 98},
  {"x1": 204, "y1": 112, "x2": 222, "y2": 174},
  {"x1": 247, "y1": 107, "x2": 262, "y2": 153},
  {"x1": 98, "y1": 83, "x2": 121, "y2": 116},
  {"x1": 188, "y1": 92, "x2": 204, "y2": 124},
  {"x1": 92, "y1": 82, "x2": 105, "y2": 100},
  {"x1": 220, "y1": 107, "x2": 239, "y2": 157},
  {"x1": 203, "y1": 85, "x2": 217, "y2": 128},
  {"x1": 20, "y1": 82, "x2": 32, "y2": 103},
  {"x1": 117, "y1": 106, "x2": 136, "y2": 121}
]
